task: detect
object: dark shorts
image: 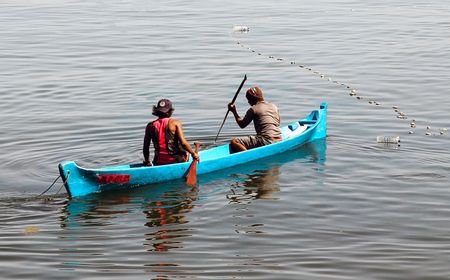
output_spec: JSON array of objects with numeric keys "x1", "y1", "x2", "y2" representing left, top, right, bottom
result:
[{"x1": 234, "y1": 135, "x2": 273, "y2": 149}]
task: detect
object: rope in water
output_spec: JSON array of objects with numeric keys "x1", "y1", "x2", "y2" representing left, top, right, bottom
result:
[
  {"x1": 36, "y1": 175, "x2": 61, "y2": 198},
  {"x1": 36, "y1": 172, "x2": 70, "y2": 198},
  {"x1": 55, "y1": 181, "x2": 66, "y2": 195},
  {"x1": 230, "y1": 30, "x2": 448, "y2": 137}
]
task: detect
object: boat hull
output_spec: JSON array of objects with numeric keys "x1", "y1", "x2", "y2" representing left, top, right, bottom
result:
[{"x1": 59, "y1": 102, "x2": 328, "y2": 197}]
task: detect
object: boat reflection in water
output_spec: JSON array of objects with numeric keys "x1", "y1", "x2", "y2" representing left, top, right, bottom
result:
[
  {"x1": 202, "y1": 138, "x2": 327, "y2": 204},
  {"x1": 59, "y1": 138, "x2": 326, "y2": 251},
  {"x1": 60, "y1": 177, "x2": 200, "y2": 254}
]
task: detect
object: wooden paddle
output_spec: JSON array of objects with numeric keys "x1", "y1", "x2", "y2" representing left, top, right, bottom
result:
[
  {"x1": 186, "y1": 142, "x2": 201, "y2": 186},
  {"x1": 214, "y1": 74, "x2": 247, "y2": 143}
]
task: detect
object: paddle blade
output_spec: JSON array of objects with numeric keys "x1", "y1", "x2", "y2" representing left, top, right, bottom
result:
[
  {"x1": 186, "y1": 142, "x2": 201, "y2": 186},
  {"x1": 186, "y1": 160, "x2": 198, "y2": 186}
]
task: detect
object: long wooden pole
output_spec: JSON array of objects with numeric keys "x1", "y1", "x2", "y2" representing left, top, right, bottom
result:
[{"x1": 214, "y1": 74, "x2": 247, "y2": 143}]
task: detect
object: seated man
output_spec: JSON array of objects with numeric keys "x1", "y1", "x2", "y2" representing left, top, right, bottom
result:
[
  {"x1": 227, "y1": 86, "x2": 282, "y2": 153},
  {"x1": 143, "y1": 99, "x2": 199, "y2": 166}
]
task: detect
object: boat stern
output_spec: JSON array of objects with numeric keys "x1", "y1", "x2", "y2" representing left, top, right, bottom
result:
[
  {"x1": 59, "y1": 161, "x2": 100, "y2": 198},
  {"x1": 312, "y1": 102, "x2": 327, "y2": 141}
]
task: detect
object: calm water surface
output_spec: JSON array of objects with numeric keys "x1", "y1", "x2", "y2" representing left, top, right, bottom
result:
[{"x1": 1, "y1": 0, "x2": 449, "y2": 279}]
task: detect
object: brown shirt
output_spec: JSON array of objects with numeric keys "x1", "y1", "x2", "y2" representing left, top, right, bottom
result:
[{"x1": 241, "y1": 101, "x2": 281, "y2": 139}]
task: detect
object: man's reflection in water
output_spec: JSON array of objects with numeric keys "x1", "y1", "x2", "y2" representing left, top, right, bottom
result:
[
  {"x1": 227, "y1": 167, "x2": 281, "y2": 204},
  {"x1": 225, "y1": 167, "x2": 281, "y2": 236},
  {"x1": 60, "y1": 184, "x2": 199, "y2": 253},
  {"x1": 224, "y1": 140, "x2": 327, "y2": 236},
  {"x1": 143, "y1": 186, "x2": 198, "y2": 252},
  {"x1": 225, "y1": 139, "x2": 327, "y2": 205},
  {"x1": 59, "y1": 186, "x2": 198, "y2": 279}
]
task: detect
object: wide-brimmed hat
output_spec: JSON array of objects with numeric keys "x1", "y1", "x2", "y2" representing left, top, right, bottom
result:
[
  {"x1": 246, "y1": 86, "x2": 264, "y2": 100},
  {"x1": 153, "y1": 99, "x2": 173, "y2": 114}
]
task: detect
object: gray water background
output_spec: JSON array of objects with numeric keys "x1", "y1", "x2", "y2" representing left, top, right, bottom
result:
[{"x1": 1, "y1": 0, "x2": 449, "y2": 279}]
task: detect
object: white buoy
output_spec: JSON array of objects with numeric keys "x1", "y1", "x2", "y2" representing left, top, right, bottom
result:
[
  {"x1": 377, "y1": 136, "x2": 400, "y2": 144},
  {"x1": 232, "y1": 26, "x2": 249, "y2": 32}
]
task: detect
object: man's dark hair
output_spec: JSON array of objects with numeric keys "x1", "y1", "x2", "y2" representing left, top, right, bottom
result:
[{"x1": 152, "y1": 109, "x2": 174, "y2": 118}]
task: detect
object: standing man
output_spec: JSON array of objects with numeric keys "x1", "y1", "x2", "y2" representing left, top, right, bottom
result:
[
  {"x1": 227, "y1": 86, "x2": 282, "y2": 153},
  {"x1": 143, "y1": 99, "x2": 199, "y2": 166}
]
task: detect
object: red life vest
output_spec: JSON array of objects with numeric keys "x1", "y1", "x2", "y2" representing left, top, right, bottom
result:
[{"x1": 151, "y1": 118, "x2": 187, "y2": 165}]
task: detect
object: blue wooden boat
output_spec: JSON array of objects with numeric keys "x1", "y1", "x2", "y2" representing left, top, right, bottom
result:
[{"x1": 59, "y1": 102, "x2": 328, "y2": 198}]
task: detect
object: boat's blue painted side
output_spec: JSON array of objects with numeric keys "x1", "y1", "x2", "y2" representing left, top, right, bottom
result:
[{"x1": 59, "y1": 102, "x2": 328, "y2": 197}]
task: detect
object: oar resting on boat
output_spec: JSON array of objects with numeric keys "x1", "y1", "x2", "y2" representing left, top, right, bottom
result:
[{"x1": 59, "y1": 102, "x2": 328, "y2": 198}]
